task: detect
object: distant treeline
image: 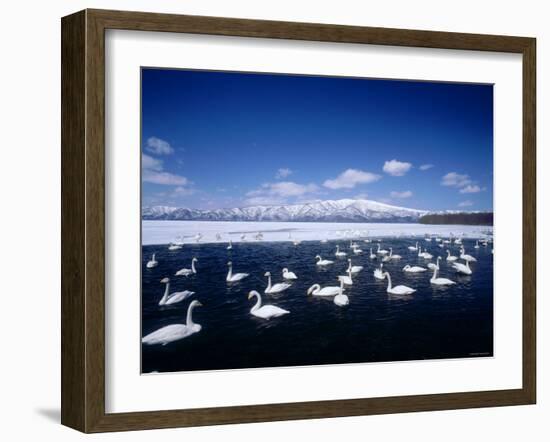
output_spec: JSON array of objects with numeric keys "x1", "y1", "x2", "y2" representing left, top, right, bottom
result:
[{"x1": 419, "y1": 212, "x2": 493, "y2": 226}]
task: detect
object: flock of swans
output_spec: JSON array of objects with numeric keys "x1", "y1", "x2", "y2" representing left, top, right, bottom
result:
[{"x1": 142, "y1": 233, "x2": 492, "y2": 346}]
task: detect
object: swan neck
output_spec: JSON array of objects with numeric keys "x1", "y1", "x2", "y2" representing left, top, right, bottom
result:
[
  {"x1": 161, "y1": 282, "x2": 169, "y2": 303},
  {"x1": 227, "y1": 265, "x2": 232, "y2": 279},
  {"x1": 186, "y1": 303, "x2": 196, "y2": 326},
  {"x1": 192, "y1": 259, "x2": 196, "y2": 273},
  {"x1": 386, "y1": 273, "x2": 392, "y2": 290},
  {"x1": 251, "y1": 293, "x2": 262, "y2": 311},
  {"x1": 266, "y1": 275, "x2": 272, "y2": 290}
]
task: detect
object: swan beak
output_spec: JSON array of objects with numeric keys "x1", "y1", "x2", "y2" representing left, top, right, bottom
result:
[{"x1": 196, "y1": 301, "x2": 203, "y2": 307}]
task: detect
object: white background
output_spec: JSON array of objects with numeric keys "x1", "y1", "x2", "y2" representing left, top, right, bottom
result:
[
  {"x1": 0, "y1": 0, "x2": 547, "y2": 440},
  {"x1": 106, "y1": 30, "x2": 522, "y2": 413}
]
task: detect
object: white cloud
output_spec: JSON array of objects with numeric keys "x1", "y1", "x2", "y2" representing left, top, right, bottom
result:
[
  {"x1": 145, "y1": 136, "x2": 174, "y2": 155},
  {"x1": 419, "y1": 164, "x2": 434, "y2": 171},
  {"x1": 275, "y1": 168, "x2": 293, "y2": 179},
  {"x1": 459, "y1": 184, "x2": 482, "y2": 194},
  {"x1": 383, "y1": 159, "x2": 412, "y2": 176},
  {"x1": 458, "y1": 200, "x2": 474, "y2": 207},
  {"x1": 441, "y1": 172, "x2": 472, "y2": 187},
  {"x1": 142, "y1": 154, "x2": 190, "y2": 186},
  {"x1": 390, "y1": 190, "x2": 413, "y2": 198},
  {"x1": 245, "y1": 181, "x2": 319, "y2": 206},
  {"x1": 323, "y1": 169, "x2": 381, "y2": 189}
]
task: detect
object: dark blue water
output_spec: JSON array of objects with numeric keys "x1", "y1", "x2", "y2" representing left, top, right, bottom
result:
[{"x1": 141, "y1": 238, "x2": 493, "y2": 373}]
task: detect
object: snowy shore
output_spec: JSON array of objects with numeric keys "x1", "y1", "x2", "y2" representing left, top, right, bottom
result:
[{"x1": 142, "y1": 220, "x2": 493, "y2": 246}]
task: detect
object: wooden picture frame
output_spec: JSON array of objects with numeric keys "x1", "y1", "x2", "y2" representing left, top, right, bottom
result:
[{"x1": 61, "y1": 8, "x2": 536, "y2": 433}]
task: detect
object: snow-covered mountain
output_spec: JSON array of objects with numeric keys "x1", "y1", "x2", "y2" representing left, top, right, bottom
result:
[{"x1": 142, "y1": 199, "x2": 429, "y2": 223}]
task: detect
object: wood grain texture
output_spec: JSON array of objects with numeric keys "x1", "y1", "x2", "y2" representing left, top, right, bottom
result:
[{"x1": 61, "y1": 8, "x2": 537, "y2": 433}]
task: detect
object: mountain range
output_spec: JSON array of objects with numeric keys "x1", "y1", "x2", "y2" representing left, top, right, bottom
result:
[{"x1": 142, "y1": 198, "x2": 430, "y2": 223}]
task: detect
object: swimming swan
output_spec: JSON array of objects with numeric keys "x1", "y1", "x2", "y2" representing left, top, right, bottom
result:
[
  {"x1": 226, "y1": 261, "x2": 249, "y2": 282},
  {"x1": 374, "y1": 263, "x2": 385, "y2": 280},
  {"x1": 334, "y1": 278, "x2": 349, "y2": 306},
  {"x1": 452, "y1": 260, "x2": 472, "y2": 275},
  {"x1": 460, "y1": 247, "x2": 477, "y2": 262},
  {"x1": 282, "y1": 268, "x2": 298, "y2": 280},
  {"x1": 248, "y1": 290, "x2": 289, "y2": 319},
  {"x1": 377, "y1": 243, "x2": 389, "y2": 255},
  {"x1": 315, "y1": 255, "x2": 334, "y2": 266},
  {"x1": 383, "y1": 271, "x2": 416, "y2": 295},
  {"x1": 347, "y1": 259, "x2": 364, "y2": 274},
  {"x1": 158, "y1": 277, "x2": 195, "y2": 306},
  {"x1": 338, "y1": 269, "x2": 353, "y2": 285},
  {"x1": 369, "y1": 248, "x2": 377, "y2": 260},
  {"x1": 264, "y1": 271, "x2": 291, "y2": 294},
  {"x1": 307, "y1": 283, "x2": 342, "y2": 297},
  {"x1": 226, "y1": 240, "x2": 233, "y2": 250},
  {"x1": 142, "y1": 300, "x2": 202, "y2": 345},
  {"x1": 446, "y1": 250, "x2": 458, "y2": 262},
  {"x1": 403, "y1": 264, "x2": 427, "y2": 273},
  {"x1": 335, "y1": 245, "x2": 347, "y2": 257},
  {"x1": 146, "y1": 254, "x2": 158, "y2": 268},
  {"x1": 408, "y1": 242, "x2": 419, "y2": 251},
  {"x1": 430, "y1": 267, "x2": 456, "y2": 286},
  {"x1": 175, "y1": 257, "x2": 198, "y2": 276},
  {"x1": 427, "y1": 256, "x2": 442, "y2": 271}
]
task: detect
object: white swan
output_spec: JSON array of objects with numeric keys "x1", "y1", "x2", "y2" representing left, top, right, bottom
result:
[
  {"x1": 335, "y1": 245, "x2": 347, "y2": 257},
  {"x1": 226, "y1": 239, "x2": 233, "y2": 250},
  {"x1": 452, "y1": 260, "x2": 472, "y2": 275},
  {"x1": 419, "y1": 248, "x2": 433, "y2": 259},
  {"x1": 427, "y1": 256, "x2": 442, "y2": 271},
  {"x1": 425, "y1": 237, "x2": 432, "y2": 242},
  {"x1": 408, "y1": 242, "x2": 419, "y2": 251},
  {"x1": 446, "y1": 249, "x2": 458, "y2": 261},
  {"x1": 168, "y1": 243, "x2": 182, "y2": 251},
  {"x1": 307, "y1": 283, "x2": 342, "y2": 297},
  {"x1": 226, "y1": 261, "x2": 249, "y2": 282},
  {"x1": 430, "y1": 267, "x2": 455, "y2": 286},
  {"x1": 158, "y1": 277, "x2": 194, "y2": 306},
  {"x1": 474, "y1": 240, "x2": 480, "y2": 249},
  {"x1": 353, "y1": 246, "x2": 363, "y2": 254},
  {"x1": 315, "y1": 255, "x2": 334, "y2": 266},
  {"x1": 175, "y1": 257, "x2": 198, "y2": 276},
  {"x1": 347, "y1": 259, "x2": 363, "y2": 274},
  {"x1": 460, "y1": 247, "x2": 477, "y2": 262},
  {"x1": 454, "y1": 238, "x2": 462, "y2": 245},
  {"x1": 282, "y1": 268, "x2": 298, "y2": 280},
  {"x1": 142, "y1": 300, "x2": 202, "y2": 345},
  {"x1": 146, "y1": 253, "x2": 158, "y2": 268},
  {"x1": 334, "y1": 278, "x2": 349, "y2": 306},
  {"x1": 388, "y1": 247, "x2": 402, "y2": 260},
  {"x1": 403, "y1": 264, "x2": 427, "y2": 273},
  {"x1": 383, "y1": 271, "x2": 416, "y2": 295},
  {"x1": 338, "y1": 269, "x2": 353, "y2": 285},
  {"x1": 264, "y1": 271, "x2": 291, "y2": 294},
  {"x1": 377, "y1": 244, "x2": 389, "y2": 255},
  {"x1": 248, "y1": 290, "x2": 289, "y2": 319},
  {"x1": 369, "y1": 248, "x2": 377, "y2": 260},
  {"x1": 374, "y1": 263, "x2": 385, "y2": 280}
]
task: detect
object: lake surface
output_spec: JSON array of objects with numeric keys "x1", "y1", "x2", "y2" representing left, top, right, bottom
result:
[{"x1": 141, "y1": 237, "x2": 493, "y2": 373}]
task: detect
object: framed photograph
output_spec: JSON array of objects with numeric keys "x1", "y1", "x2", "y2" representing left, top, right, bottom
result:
[{"x1": 61, "y1": 9, "x2": 536, "y2": 433}]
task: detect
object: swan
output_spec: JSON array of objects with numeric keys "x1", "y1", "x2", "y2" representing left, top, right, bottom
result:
[
  {"x1": 334, "y1": 278, "x2": 349, "y2": 306},
  {"x1": 369, "y1": 248, "x2": 377, "y2": 260},
  {"x1": 307, "y1": 283, "x2": 342, "y2": 297},
  {"x1": 226, "y1": 261, "x2": 249, "y2": 282},
  {"x1": 374, "y1": 263, "x2": 385, "y2": 280},
  {"x1": 425, "y1": 237, "x2": 432, "y2": 242},
  {"x1": 446, "y1": 250, "x2": 458, "y2": 262},
  {"x1": 408, "y1": 242, "x2": 419, "y2": 251},
  {"x1": 388, "y1": 247, "x2": 402, "y2": 260},
  {"x1": 377, "y1": 244, "x2": 389, "y2": 255},
  {"x1": 430, "y1": 267, "x2": 456, "y2": 286},
  {"x1": 226, "y1": 240, "x2": 233, "y2": 250},
  {"x1": 474, "y1": 240, "x2": 480, "y2": 249},
  {"x1": 335, "y1": 245, "x2": 347, "y2": 257},
  {"x1": 315, "y1": 255, "x2": 334, "y2": 266},
  {"x1": 248, "y1": 290, "x2": 289, "y2": 319},
  {"x1": 158, "y1": 277, "x2": 194, "y2": 306},
  {"x1": 460, "y1": 247, "x2": 477, "y2": 262},
  {"x1": 264, "y1": 271, "x2": 291, "y2": 294},
  {"x1": 282, "y1": 268, "x2": 298, "y2": 280},
  {"x1": 338, "y1": 269, "x2": 353, "y2": 285},
  {"x1": 403, "y1": 264, "x2": 427, "y2": 273},
  {"x1": 454, "y1": 238, "x2": 462, "y2": 245},
  {"x1": 427, "y1": 256, "x2": 442, "y2": 271},
  {"x1": 383, "y1": 271, "x2": 416, "y2": 295},
  {"x1": 347, "y1": 259, "x2": 363, "y2": 274},
  {"x1": 320, "y1": 238, "x2": 328, "y2": 244},
  {"x1": 142, "y1": 300, "x2": 202, "y2": 345},
  {"x1": 168, "y1": 243, "x2": 182, "y2": 251},
  {"x1": 353, "y1": 246, "x2": 363, "y2": 254},
  {"x1": 175, "y1": 257, "x2": 198, "y2": 276},
  {"x1": 419, "y1": 248, "x2": 433, "y2": 259},
  {"x1": 452, "y1": 260, "x2": 472, "y2": 275},
  {"x1": 146, "y1": 253, "x2": 158, "y2": 268}
]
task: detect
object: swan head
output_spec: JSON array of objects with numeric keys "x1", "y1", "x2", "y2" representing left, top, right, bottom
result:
[
  {"x1": 247, "y1": 290, "x2": 260, "y2": 300},
  {"x1": 403, "y1": 265, "x2": 410, "y2": 270},
  {"x1": 315, "y1": 255, "x2": 321, "y2": 260},
  {"x1": 192, "y1": 257, "x2": 198, "y2": 262},
  {"x1": 227, "y1": 261, "x2": 232, "y2": 266},
  {"x1": 160, "y1": 277, "x2": 170, "y2": 283},
  {"x1": 189, "y1": 300, "x2": 203, "y2": 308},
  {"x1": 264, "y1": 271, "x2": 271, "y2": 277},
  {"x1": 307, "y1": 284, "x2": 319, "y2": 295},
  {"x1": 282, "y1": 268, "x2": 288, "y2": 273}
]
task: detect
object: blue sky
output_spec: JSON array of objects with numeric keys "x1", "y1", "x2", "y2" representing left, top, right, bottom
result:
[{"x1": 141, "y1": 68, "x2": 493, "y2": 211}]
